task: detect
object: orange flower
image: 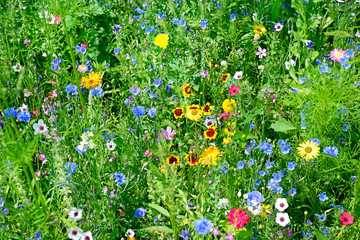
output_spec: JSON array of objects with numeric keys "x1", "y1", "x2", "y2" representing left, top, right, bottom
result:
[{"x1": 81, "y1": 72, "x2": 102, "y2": 89}]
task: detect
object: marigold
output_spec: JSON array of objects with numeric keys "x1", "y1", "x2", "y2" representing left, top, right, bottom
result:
[
  {"x1": 182, "y1": 84, "x2": 195, "y2": 97},
  {"x1": 166, "y1": 154, "x2": 180, "y2": 168},
  {"x1": 297, "y1": 140, "x2": 320, "y2": 161},
  {"x1": 227, "y1": 208, "x2": 250, "y2": 229},
  {"x1": 222, "y1": 99, "x2": 236, "y2": 112},
  {"x1": 81, "y1": 72, "x2": 102, "y2": 89},
  {"x1": 154, "y1": 33, "x2": 169, "y2": 49},
  {"x1": 253, "y1": 24, "x2": 267, "y2": 36},
  {"x1": 172, "y1": 107, "x2": 185, "y2": 119},
  {"x1": 186, "y1": 105, "x2": 202, "y2": 121},
  {"x1": 204, "y1": 127, "x2": 217, "y2": 140},
  {"x1": 202, "y1": 102, "x2": 213, "y2": 115},
  {"x1": 199, "y1": 146, "x2": 221, "y2": 167}
]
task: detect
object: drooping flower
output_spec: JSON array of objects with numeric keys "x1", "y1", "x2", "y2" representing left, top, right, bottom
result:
[
  {"x1": 253, "y1": 24, "x2": 267, "y2": 36},
  {"x1": 199, "y1": 146, "x2": 221, "y2": 167},
  {"x1": 204, "y1": 127, "x2": 217, "y2": 140},
  {"x1": 330, "y1": 48, "x2": 346, "y2": 62},
  {"x1": 172, "y1": 107, "x2": 185, "y2": 119},
  {"x1": 222, "y1": 99, "x2": 236, "y2": 112},
  {"x1": 227, "y1": 208, "x2": 250, "y2": 229},
  {"x1": 166, "y1": 154, "x2": 180, "y2": 168},
  {"x1": 81, "y1": 72, "x2": 102, "y2": 89},
  {"x1": 154, "y1": 33, "x2": 169, "y2": 49},
  {"x1": 276, "y1": 213, "x2": 290, "y2": 227},
  {"x1": 297, "y1": 140, "x2": 320, "y2": 161},
  {"x1": 194, "y1": 218, "x2": 212, "y2": 235},
  {"x1": 186, "y1": 105, "x2": 203, "y2": 121},
  {"x1": 340, "y1": 212, "x2": 354, "y2": 226}
]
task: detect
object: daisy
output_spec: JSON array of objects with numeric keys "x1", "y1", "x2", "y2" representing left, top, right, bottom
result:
[
  {"x1": 204, "y1": 127, "x2": 217, "y2": 140},
  {"x1": 33, "y1": 119, "x2": 49, "y2": 135},
  {"x1": 253, "y1": 24, "x2": 267, "y2": 36},
  {"x1": 81, "y1": 72, "x2": 102, "y2": 89},
  {"x1": 275, "y1": 198, "x2": 289, "y2": 212},
  {"x1": 166, "y1": 154, "x2": 180, "y2": 168},
  {"x1": 297, "y1": 140, "x2": 320, "y2": 161},
  {"x1": 330, "y1": 48, "x2": 346, "y2": 62},
  {"x1": 77, "y1": 64, "x2": 88, "y2": 73},
  {"x1": 186, "y1": 105, "x2": 203, "y2": 121},
  {"x1": 172, "y1": 107, "x2": 185, "y2": 119},
  {"x1": 69, "y1": 208, "x2": 83, "y2": 221},
  {"x1": 106, "y1": 141, "x2": 117, "y2": 151},
  {"x1": 276, "y1": 213, "x2": 290, "y2": 227}
]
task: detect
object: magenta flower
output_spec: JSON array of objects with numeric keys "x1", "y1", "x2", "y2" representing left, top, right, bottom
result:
[{"x1": 200, "y1": 70, "x2": 208, "y2": 78}]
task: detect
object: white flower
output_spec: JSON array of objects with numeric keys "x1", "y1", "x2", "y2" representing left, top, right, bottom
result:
[
  {"x1": 80, "y1": 231, "x2": 93, "y2": 240},
  {"x1": 87, "y1": 139, "x2": 96, "y2": 149},
  {"x1": 337, "y1": 0, "x2": 346, "y2": 2},
  {"x1": 356, "y1": 31, "x2": 360, "y2": 38},
  {"x1": 126, "y1": 229, "x2": 135, "y2": 238},
  {"x1": 248, "y1": 206, "x2": 262, "y2": 215},
  {"x1": 12, "y1": 63, "x2": 22, "y2": 72},
  {"x1": 233, "y1": 71, "x2": 243, "y2": 79},
  {"x1": 106, "y1": 141, "x2": 117, "y2": 151},
  {"x1": 218, "y1": 198, "x2": 229, "y2": 209},
  {"x1": 285, "y1": 59, "x2": 296, "y2": 70},
  {"x1": 237, "y1": 189, "x2": 242, "y2": 197},
  {"x1": 243, "y1": 193, "x2": 248, "y2": 199},
  {"x1": 19, "y1": 104, "x2": 28, "y2": 112},
  {"x1": 258, "y1": 65, "x2": 265, "y2": 70},
  {"x1": 276, "y1": 213, "x2": 290, "y2": 227},
  {"x1": 33, "y1": 119, "x2": 49, "y2": 135},
  {"x1": 69, "y1": 208, "x2": 83, "y2": 221},
  {"x1": 68, "y1": 227, "x2": 83, "y2": 240},
  {"x1": 275, "y1": 198, "x2": 289, "y2": 212},
  {"x1": 42, "y1": 52, "x2": 47, "y2": 57},
  {"x1": 221, "y1": 60, "x2": 228, "y2": 67},
  {"x1": 274, "y1": 23, "x2": 283, "y2": 31}
]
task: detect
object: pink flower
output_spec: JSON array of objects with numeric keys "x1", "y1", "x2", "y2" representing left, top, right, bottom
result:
[
  {"x1": 225, "y1": 232, "x2": 234, "y2": 240},
  {"x1": 340, "y1": 212, "x2": 354, "y2": 226},
  {"x1": 24, "y1": 39, "x2": 30, "y2": 47},
  {"x1": 53, "y1": 15, "x2": 61, "y2": 24},
  {"x1": 220, "y1": 111, "x2": 234, "y2": 120},
  {"x1": 213, "y1": 228, "x2": 220, "y2": 236},
  {"x1": 330, "y1": 48, "x2": 346, "y2": 62},
  {"x1": 228, "y1": 85, "x2": 240, "y2": 96},
  {"x1": 227, "y1": 208, "x2": 250, "y2": 229},
  {"x1": 200, "y1": 70, "x2": 208, "y2": 78}
]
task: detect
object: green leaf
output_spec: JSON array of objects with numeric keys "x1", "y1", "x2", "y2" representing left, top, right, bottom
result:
[
  {"x1": 110, "y1": 228, "x2": 120, "y2": 238},
  {"x1": 235, "y1": 229, "x2": 253, "y2": 239},
  {"x1": 289, "y1": 68, "x2": 297, "y2": 81},
  {"x1": 161, "y1": 119, "x2": 177, "y2": 130},
  {"x1": 271, "y1": 0, "x2": 282, "y2": 21},
  {"x1": 324, "y1": 31, "x2": 352, "y2": 38},
  {"x1": 270, "y1": 118, "x2": 296, "y2": 132},
  {"x1": 314, "y1": 229, "x2": 329, "y2": 240},
  {"x1": 148, "y1": 203, "x2": 170, "y2": 217},
  {"x1": 140, "y1": 226, "x2": 173, "y2": 233}
]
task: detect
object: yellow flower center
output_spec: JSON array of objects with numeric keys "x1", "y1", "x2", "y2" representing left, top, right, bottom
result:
[
  {"x1": 305, "y1": 147, "x2": 312, "y2": 153},
  {"x1": 191, "y1": 110, "x2": 198, "y2": 115},
  {"x1": 335, "y1": 52, "x2": 342, "y2": 58}
]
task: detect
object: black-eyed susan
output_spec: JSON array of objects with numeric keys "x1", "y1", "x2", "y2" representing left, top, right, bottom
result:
[
  {"x1": 182, "y1": 84, "x2": 195, "y2": 97},
  {"x1": 186, "y1": 105, "x2": 202, "y2": 121},
  {"x1": 225, "y1": 122, "x2": 236, "y2": 136},
  {"x1": 297, "y1": 140, "x2": 320, "y2": 161},
  {"x1": 154, "y1": 33, "x2": 169, "y2": 49},
  {"x1": 220, "y1": 73, "x2": 231, "y2": 82},
  {"x1": 199, "y1": 146, "x2": 221, "y2": 167},
  {"x1": 253, "y1": 24, "x2": 267, "y2": 36},
  {"x1": 204, "y1": 127, "x2": 217, "y2": 140},
  {"x1": 166, "y1": 154, "x2": 180, "y2": 168},
  {"x1": 172, "y1": 107, "x2": 185, "y2": 119},
  {"x1": 222, "y1": 99, "x2": 236, "y2": 112},
  {"x1": 81, "y1": 72, "x2": 102, "y2": 89},
  {"x1": 202, "y1": 102, "x2": 213, "y2": 115},
  {"x1": 186, "y1": 151, "x2": 199, "y2": 166}
]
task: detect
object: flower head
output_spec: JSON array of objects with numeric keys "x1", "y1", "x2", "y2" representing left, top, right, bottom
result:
[
  {"x1": 276, "y1": 213, "x2": 290, "y2": 227},
  {"x1": 229, "y1": 85, "x2": 240, "y2": 96},
  {"x1": 204, "y1": 127, "x2": 217, "y2": 140},
  {"x1": 183, "y1": 84, "x2": 195, "y2": 97},
  {"x1": 323, "y1": 146, "x2": 339, "y2": 157},
  {"x1": 134, "y1": 208, "x2": 146, "y2": 218},
  {"x1": 69, "y1": 208, "x2": 83, "y2": 222},
  {"x1": 330, "y1": 48, "x2": 346, "y2": 62},
  {"x1": 222, "y1": 99, "x2": 236, "y2": 112},
  {"x1": 340, "y1": 212, "x2": 354, "y2": 226},
  {"x1": 166, "y1": 154, "x2": 180, "y2": 168},
  {"x1": 154, "y1": 33, "x2": 169, "y2": 49},
  {"x1": 253, "y1": 24, "x2": 267, "y2": 36},
  {"x1": 202, "y1": 103, "x2": 213, "y2": 115},
  {"x1": 81, "y1": 72, "x2": 102, "y2": 89},
  {"x1": 186, "y1": 105, "x2": 203, "y2": 121},
  {"x1": 199, "y1": 146, "x2": 221, "y2": 167},
  {"x1": 194, "y1": 218, "x2": 212, "y2": 235},
  {"x1": 227, "y1": 208, "x2": 250, "y2": 229},
  {"x1": 172, "y1": 108, "x2": 185, "y2": 119},
  {"x1": 297, "y1": 140, "x2": 320, "y2": 161},
  {"x1": 275, "y1": 198, "x2": 289, "y2": 212}
]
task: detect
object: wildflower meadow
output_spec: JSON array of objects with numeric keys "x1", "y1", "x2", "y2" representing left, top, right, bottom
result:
[{"x1": 1, "y1": 0, "x2": 360, "y2": 239}]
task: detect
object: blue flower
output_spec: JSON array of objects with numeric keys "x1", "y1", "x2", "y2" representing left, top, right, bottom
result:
[
  {"x1": 323, "y1": 146, "x2": 339, "y2": 157},
  {"x1": 64, "y1": 162, "x2": 78, "y2": 175},
  {"x1": 134, "y1": 207, "x2": 146, "y2": 217},
  {"x1": 230, "y1": 11, "x2": 238, "y2": 21},
  {"x1": 66, "y1": 84, "x2": 79, "y2": 96},
  {"x1": 34, "y1": 231, "x2": 41, "y2": 240},
  {"x1": 258, "y1": 170, "x2": 266, "y2": 176},
  {"x1": 255, "y1": 179, "x2": 261, "y2": 185},
  {"x1": 310, "y1": 138, "x2": 320, "y2": 146},
  {"x1": 145, "y1": 26, "x2": 152, "y2": 35},
  {"x1": 319, "y1": 213, "x2": 326, "y2": 221},
  {"x1": 319, "y1": 64, "x2": 331, "y2": 73},
  {"x1": 259, "y1": 142, "x2": 273, "y2": 155},
  {"x1": 75, "y1": 145, "x2": 87, "y2": 155},
  {"x1": 289, "y1": 188, "x2": 297, "y2": 196},
  {"x1": 200, "y1": 19, "x2": 208, "y2": 29},
  {"x1": 346, "y1": 49, "x2": 354, "y2": 58},
  {"x1": 17, "y1": 111, "x2": 31, "y2": 122},
  {"x1": 114, "y1": 172, "x2": 126, "y2": 186},
  {"x1": 129, "y1": 86, "x2": 141, "y2": 95},
  {"x1": 248, "y1": 158, "x2": 256, "y2": 166},
  {"x1": 265, "y1": 161, "x2": 274, "y2": 169},
  {"x1": 179, "y1": 228, "x2": 192, "y2": 240},
  {"x1": 75, "y1": 45, "x2": 86, "y2": 54},
  {"x1": 287, "y1": 161, "x2": 297, "y2": 171},
  {"x1": 51, "y1": 64, "x2": 60, "y2": 71},
  {"x1": 340, "y1": 57, "x2": 351, "y2": 69},
  {"x1": 299, "y1": 77, "x2": 306, "y2": 84},
  {"x1": 158, "y1": 12, "x2": 166, "y2": 19},
  {"x1": 247, "y1": 191, "x2": 265, "y2": 207},
  {"x1": 134, "y1": 8, "x2": 147, "y2": 14},
  {"x1": 4, "y1": 108, "x2": 18, "y2": 119},
  {"x1": 193, "y1": 218, "x2": 212, "y2": 235},
  {"x1": 318, "y1": 192, "x2": 329, "y2": 202},
  {"x1": 114, "y1": 48, "x2": 120, "y2": 54},
  {"x1": 237, "y1": 161, "x2": 245, "y2": 169},
  {"x1": 90, "y1": 87, "x2": 104, "y2": 97},
  {"x1": 133, "y1": 106, "x2": 146, "y2": 117},
  {"x1": 152, "y1": 78, "x2": 163, "y2": 87},
  {"x1": 149, "y1": 92, "x2": 158, "y2": 99},
  {"x1": 147, "y1": 107, "x2": 157, "y2": 118},
  {"x1": 139, "y1": 22, "x2": 146, "y2": 29},
  {"x1": 306, "y1": 41, "x2": 313, "y2": 48}
]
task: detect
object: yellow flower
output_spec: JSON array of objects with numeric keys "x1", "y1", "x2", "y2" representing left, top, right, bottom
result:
[
  {"x1": 160, "y1": 165, "x2": 166, "y2": 173},
  {"x1": 223, "y1": 137, "x2": 232, "y2": 145},
  {"x1": 199, "y1": 146, "x2": 221, "y2": 167},
  {"x1": 166, "y1": 154, "x2": 180, "y2": 168},
  {"x1": 220, "y1": 73, "x2": 230, "y2": 83},
  {"x1": 202, "y1": 102, "x2": 213, "y2": 115},
  {"x1": 225, "y1": 122, "x2": 236, "y2": 136},
  {"x1": 253, "y1": 24, "x2": 267, "y2": 36},
  {"x1": 186, "y1": 105, "x2": 203, "y2": 121},
  {"x1": 222, "y1": 99, "x2": 236, "y2": 112},
  {"x1": 81, "y1": 72, "x2": 102, "y2": 89},
  {"x1": 260, "y1": 204, "x2": 272, "y2": 218},
  {"x1": 154, "y1": 33, "x2": 169, "y2": 49},
  {"x1": 204, "y1": 127, "x2": 217, "y2": 140},
  {"x1": 172, "y1": 107, "x2": 185, "y2": 119},
  {"x1": 182, "y1": 84, "x2": 195, "y2": 97},
  {"x1": 186, "y1": 151, "x2": 199, "y2": 166},
  {"x1": 297, "y1": 140, "x2": 320, "y2": 161}
]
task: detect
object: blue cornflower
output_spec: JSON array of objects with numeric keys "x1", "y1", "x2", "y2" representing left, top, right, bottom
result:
[
  {"x1": 259, "y1": 142, "x2": 273, "y2": 155},
  {"x1": 90, "y1": 87, "x2": 104, "y2": 97},
  {"x1": 64, "y1": 162, "x2": 78, "y2": 175},
  {"x1": 34, "y1": 231, "x2": 41, "y2": 239},
  {"x1": 319, "y1": 64, "x2": 331, "y2": 73},
  {"x1": 134, "y1": 207, "x2": 146, "y2": 217},
  {"x1": 318, "y1": 192, "x2": 329, "y2": 202},
  {"x1": 306, "y1": 41, "x2": 313, "y2": 48},
  {"x1": 152, "y1": 78, "x2": 163, "y2": 87},
  {"x1": 194, "y1": 218, "x2": 212, "y2": 235},
  {"x1": 200, "y1": 19, "x2": 208, "y2": 29},
  {"x1": 134, "y1": 8, "x2": 147, "y2": 14},
  {"x1": 133, "y1": 106, "x2": 146, "y2": 117},
  {"x1": 17, "y1": 111, "x2": 31, "y2": 122},
  {"x1": 179, "y1": 227, "x2": 192, "y2": 239},
  {"x1": 287, "y1": 161, "x2": 297, "y2": 171},
  {"x1": 147, "y1": 107, "x2": 157, "y2": 118},
  {"x1": 289, "y1": 188, "x2": 297, "y2": 196},
  {"x1": 114, "y1": 172, "x2": 126, "y2": 186},
  {"x1": 4, "y1": 107, "x2": 18, "y2": 119},
  {"x1": 323, "y1": 146, "x2": 339, "y2": 157},
  {"x1": 113, "y1": 24, "x2": 122, "y2": 34},
  {"x1": 247, "y1": 191, "x2": 265, "y2": 207},
  {"x1": 237, "y1": 161, "x2": 245, "y2": 169}
]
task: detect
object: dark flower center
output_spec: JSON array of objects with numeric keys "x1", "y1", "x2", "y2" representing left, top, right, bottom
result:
[
  {"x1": 169, "y1": 156, "x2": 178, "y2": 164},
  {"x1": 174, "y1": 109, "x2": 183, "y2": 116},
  {"x1": 203, "y1": 105, "x2": 210, "y2": 112},
  {"x1": 344, "y1": 217, "x2": 348, "y2": 222},
  {"x1": 280, "y1": 203, "x2": 284, "y2": 207},
  {"x1": 85, "y1": 237, "x2": 90, "y2": 240},
  {"x1": 280, "y1": 217, "x2": 285, "y2": 222},
  {"x1": 74, "y1": 212, "x2": 78, "y2": 217},
  {"x1": 206, "y1": 128, "x2": 216, "y2": 137},
  {"x1": 72, "y1": 230, "x2": 78, "y2": 236},
  {"x1": 305, "y1": 147, "x2": 312, "y2": 153},
  {"x1": 39, "y1": 126, "x2": 45, "y2": 131}
]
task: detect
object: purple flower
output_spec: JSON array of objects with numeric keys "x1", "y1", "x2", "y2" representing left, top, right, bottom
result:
[
  {"x1": 200, "y1": 70, "x2": 208, "y2": 78},
  {"x1": 157, "y1": 126, "x2": 176, "y2": 141}
]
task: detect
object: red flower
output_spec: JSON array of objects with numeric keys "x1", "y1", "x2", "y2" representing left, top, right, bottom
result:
[
  {"x1": 81, "y1": 43, "x2": 88, "y2": 49},
  {"x1": 228, "y1": 85, "x2": 240, "y2": 96},
  {"x1": 340, "y1": 212, "x2": 354, "y2": 226},
  {"x1": 220, "y1": 111, "x2": 234, "y2": 120},
  {"x1": 227, "y1": 208, "x2": 250, "y2": 229}
]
